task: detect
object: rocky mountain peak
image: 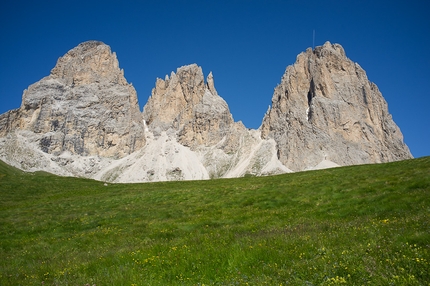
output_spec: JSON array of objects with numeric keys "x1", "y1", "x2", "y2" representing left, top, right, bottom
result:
[
  {"x1": 313, "y1": 41, "x2": 346, "y2": 59},
  {"x1": 0, "y1": 41, "x2": 145, "y2": 162},
  {"x1": 143, "y1": 64, "x2": 243, "y2": 149},
  {"x1": 261, "y1": 41, "x2": 412, "y2": 171},
  {"x1": 50, "y1": 40, "x2": 127, "y2": 86}
]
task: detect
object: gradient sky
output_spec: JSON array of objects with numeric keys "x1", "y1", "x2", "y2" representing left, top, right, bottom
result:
[{"x1": 1, "y1": 0, "x2": 429, "y2": 158}]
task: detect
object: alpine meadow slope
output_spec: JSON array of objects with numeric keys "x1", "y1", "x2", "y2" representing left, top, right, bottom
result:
[
  {"x1": 0, "y1": 41, "x2": 412, "y2": 182},
  {"x1": 1, "y1": 157, "x2": 429, "y2": 284}
]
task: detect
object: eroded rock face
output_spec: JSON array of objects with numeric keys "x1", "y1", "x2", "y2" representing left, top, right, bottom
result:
[
  {"x1": 140, "y1": 64, "x2": 290, "y2": 179},
  {"x1": 0, "y1": 41, "x2": 412, "y2": 182},
  {"x1": 261, "y1": 41, "x2": 412, "y2": 171},
  {"x1": 0, "y1": 41, "x2": 145, "y2": 159},
  {"x1": 143, "y1": 64, "x2": 246, "y2": 153}
]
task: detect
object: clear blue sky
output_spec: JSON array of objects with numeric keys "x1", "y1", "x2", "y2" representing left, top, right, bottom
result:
[{"x1": 1, "y1": 0, "x2": 429, "y2": 158}]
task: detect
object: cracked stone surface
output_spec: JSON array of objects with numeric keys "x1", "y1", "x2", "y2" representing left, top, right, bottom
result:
[
  {"x1": 0, "y1": 41, "x2": 146, "y2": 159},
  {"x1": 0, "y1": 41, "x2": 412, "y2": 182},
  {"x1": 261, "y1": 41, "x2": 412, "y2": 171}
]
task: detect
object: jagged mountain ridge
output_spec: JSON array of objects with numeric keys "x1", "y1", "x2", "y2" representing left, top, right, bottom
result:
[{"x1": 0, "y1": 41, "x2": 412, "y2": 182}]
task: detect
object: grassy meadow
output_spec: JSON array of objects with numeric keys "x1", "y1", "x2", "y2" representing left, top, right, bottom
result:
[{"x1": 0, "y1": 157, "x2": 429, "y2": 285}]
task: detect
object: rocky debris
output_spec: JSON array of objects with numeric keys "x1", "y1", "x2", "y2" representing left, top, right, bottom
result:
[
  {"x1": 0, "y1": 41, "x2": 145, "y2": 159},
  {"x1": 94, "y1": 131, "x2": 210, "y2": 182},
  {"x1": 261, "y1": 41, "x2": 412, "y2": 171},
  {"x1": 216, "y1": 129, "x2": 292, "y2": 178}
]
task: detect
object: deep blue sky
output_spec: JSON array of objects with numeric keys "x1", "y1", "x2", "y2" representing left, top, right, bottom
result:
[{"x1": 1, "y1": 0, "x2": 429, "y2": 158}]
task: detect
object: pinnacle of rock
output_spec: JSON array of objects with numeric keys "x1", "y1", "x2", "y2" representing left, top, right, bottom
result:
[
  {"x1": 143, "y1": 64, "x2": 245, "y2": 150},
  {"x1": 260, "y1": 41, "x2": 412, "y2": 171}
]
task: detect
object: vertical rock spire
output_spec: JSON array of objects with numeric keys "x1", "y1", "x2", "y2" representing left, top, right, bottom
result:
[{"x1": 143, "y1": 64, "x2": 244, "y2": 150}]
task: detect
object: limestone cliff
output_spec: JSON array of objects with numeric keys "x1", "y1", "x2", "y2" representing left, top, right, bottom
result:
[
  {"x1": 0, "y1": 41, "x2": 145, "y2": 159},
  {"x1": 0, "y1": 41, "x2": 412, "y2": 182},
  {"x1": 261, "y1": 41, "x2": 412, "y2": 171},
  {"x1": 143, "y1": 64, "x2": 246, "y2": 153},
  {"x1": 141, "y1": 64, "x2": 289, "y2": 179}
]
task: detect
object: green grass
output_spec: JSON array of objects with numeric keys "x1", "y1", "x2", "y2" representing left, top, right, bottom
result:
[{"x1": 0, "y1": 157, "x2": 429, "y2": 285}]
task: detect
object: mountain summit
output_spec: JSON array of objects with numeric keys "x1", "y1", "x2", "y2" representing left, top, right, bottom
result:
[
  {"x1": 0, "y1": 41, "x2": 145, "y2": 158},
  {"x1": 261, "y1": 42, "x2": 412, "y2": 171},
  {"x1": 143, "y1": 64, "x2": 244, "y2": 150},
  {"x1": 0, "y1": 41, "x2": 412, "y2": 182}
]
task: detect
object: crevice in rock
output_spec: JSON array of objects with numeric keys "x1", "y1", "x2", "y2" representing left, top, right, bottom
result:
[
  {"x1": 306, "y1": 78, "x2": 316, "y2": 121},
  {"x1": 361, "y1": 86, "x2": 368, "y2": 105},
  {"x1": 307, "y1": 78, "x2": 316, "y2": 106}
]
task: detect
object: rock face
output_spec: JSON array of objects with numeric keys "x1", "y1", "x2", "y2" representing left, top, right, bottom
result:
[
  {"x1": 141, "y1": 64, "x2": 288, "y2": 179},
  {"x1": 0, "y1": 41, "x2": 145, "y2": 159},
  {"x1": 261, "y1": 41, "x2": 412, "y2": 171},
  {"x1": 143, "y1": 64, "x2": 245, "y2": 152},
  {"x1": 0, "y1": 41, "x2": 412, "y2": 182}
]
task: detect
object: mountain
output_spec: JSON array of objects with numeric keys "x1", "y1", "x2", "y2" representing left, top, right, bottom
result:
[
  {"x1": 261, "y1": 42, "x2": 412, "y2": 171},
  {"x1": 0, "y1": 41, "x2": 412, "y2": 182},
  {"x1": 143, "y1": 64, "x2": 242, "y2": 150}
]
